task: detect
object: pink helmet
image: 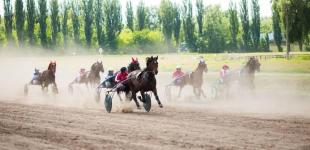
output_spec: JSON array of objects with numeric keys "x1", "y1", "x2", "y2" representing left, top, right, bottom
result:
[
  {"x1": 222, "y1": 65, "x2": 229, "y2": 69},
  {"x1": 80, "y1": 68, "x2": 86, "y2": 73}
]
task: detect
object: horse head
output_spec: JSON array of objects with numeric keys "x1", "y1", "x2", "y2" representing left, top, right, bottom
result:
[
  {"x1": 197, "y1": 59, "x2": 208, "y2": 73},
  {"x1": 146, "y1": 56, "x2": 158, "y2": 75},
  {"x1": 247, "y1": 57, "x2": 260, "y2": 73},
  {"x1": 48, "y1": 61, "x2": 57, "y2": 73},
  {"x1": 92, "y1": 61, "x2": 104, "y2": 73}
]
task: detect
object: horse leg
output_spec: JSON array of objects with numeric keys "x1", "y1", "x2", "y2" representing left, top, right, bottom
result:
[
  {"x1": 132, "y1": 92, "x2": 141, "y2": 109},
  {"x1": 117, "y1": 90, "x2": 123, "y2": 101},
  {"x1": 193, "y1": 87, "x2": 197, "y2": 96},
  {"x1": 193, "y1": 87, "x2": 200, "y2": 99},
  {"x1": 178, "y1": 86, "x2": 183, "y2": 98},
  {"x1": 153, "y1": 89, "x2": 163, "y2": 108},
  {"x1": 200, "y1": 87, "x2": 206, "y2": 98},
  {"x1": 53, "y1": 82, "x2": 59, "y2": 94}
]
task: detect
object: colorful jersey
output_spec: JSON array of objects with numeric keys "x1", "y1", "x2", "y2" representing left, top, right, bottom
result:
[
  {"x1": 115, "y1": 72, "x2": 128, "y2": 82},
  {"x1": 172, "y1": 70, "x2": 185, "y2": 79},
  {"x1": 220, "y1": 69, "x2": 229, "y2": 79}
]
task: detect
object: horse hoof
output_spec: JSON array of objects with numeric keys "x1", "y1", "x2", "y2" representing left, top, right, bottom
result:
[{"x1": 159, "y1": 104, "x2": 163, "y2": 108}]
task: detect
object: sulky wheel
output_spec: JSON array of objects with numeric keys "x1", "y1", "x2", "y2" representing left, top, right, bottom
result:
[
  {"x1": 165, "y1": 86, "x2": 172, "y2": 101},
  {"x1": 104, "y1": 94, "x2": 112, "y2": 113},
  {"x1": 143, "y1": 93, "x2": 152, "y2": 112},
  {"x1": 24, "y1": 84, "x2": 29, "y2": 96}
]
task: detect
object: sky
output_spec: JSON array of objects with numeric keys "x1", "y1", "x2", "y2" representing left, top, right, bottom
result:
[{"x1": 0, "y1": 0, "x2": 272, "y2": 17}]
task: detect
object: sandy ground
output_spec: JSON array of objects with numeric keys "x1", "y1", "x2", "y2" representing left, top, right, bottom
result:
[{"x1": 0, "y1": 55, "x2": 310, "y2": 150}]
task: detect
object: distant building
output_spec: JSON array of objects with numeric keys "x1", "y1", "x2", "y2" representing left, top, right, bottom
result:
[{"x1": 260, "y1": 32, "x2": 286, "y2": 42}]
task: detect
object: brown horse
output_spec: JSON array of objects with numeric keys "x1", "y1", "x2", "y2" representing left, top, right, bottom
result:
[
  {"x1": 116, "y1": 56, "x2": 162, "y2": 109},
  {"x1": 222, "y1": 57, "x2": 261, "y2": 97},
  {"x1": 238, "y1": 57, "x2": 261, "y2": 89},
  {"x1": 173, "y1": 60, "x2": 208, "y2": 99},
  {"x1": 39, "y1": 61, "x2": 58, "y2": 94},
  {"x1": 69, "y1": 61, "x2": 104, "y2": 92}
]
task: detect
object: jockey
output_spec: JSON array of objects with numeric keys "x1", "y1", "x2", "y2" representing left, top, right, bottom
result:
[
  {"x1": 76, "y1": 68, "x2": 87, "y2": 82},
  {"x1": 220, "y1": 64, "x2": 229, "y2": 83},
  {"x1": 80, "y1": 68, "x2": 87, "y2": 77},
  {"x1": 172, "y1": 65, "x2": 185, "y2": 85},
  {"x1": 31, "y1": 68, "x2": 40, "y2": 84},
  {"x1": 173, "y1": 65, "x2": 185, "y2": 79},
  {"x1": 115, "y1": 67, "x2": 128, "y2": 83}
]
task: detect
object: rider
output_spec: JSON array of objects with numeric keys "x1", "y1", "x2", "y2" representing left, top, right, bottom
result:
[
  {"x1": 172, "y1": 65, "x2": 185, "y2": 85},
  {"x1": 31, "y1": 68, "x2": 40, "y2": 84},
  {"x1": 219, "y1": 64, "x2": 230, "y2": 83},
  {"x1": 78, "y1": 68, "x2": 87, "y2": 82},
  {"x1": 115, "y1": 67, "x2": 128, "y2": 83}
]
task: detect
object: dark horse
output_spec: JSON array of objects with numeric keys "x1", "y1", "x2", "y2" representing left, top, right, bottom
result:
[
  {"x1": 222, "y1": 57, "x2": 261, "y2": 97},
  {"x1": 172, "y1": 60, "x2": 208, "y2": 98},
  {"x1": 98, "y1": 57, "x2": 141, "y2": 89},
  {"x1": 116, "y1": 56, "x2": 162, "y2": 109},
  {"x1": 39, "y1": 61, "x2": 58, "y2": 94},
  {"x1": 69, "y1": 61, "x2": 104, "y2": 91}
]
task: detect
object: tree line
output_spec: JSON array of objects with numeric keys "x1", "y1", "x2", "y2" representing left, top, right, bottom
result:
[{"x1": 1, "y1": 0, "x2": 310, "y2": 53}]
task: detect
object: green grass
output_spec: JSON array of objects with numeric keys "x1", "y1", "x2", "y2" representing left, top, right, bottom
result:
[{"x1": 156, "y1": 52, "x2": 310, "y2": 73}]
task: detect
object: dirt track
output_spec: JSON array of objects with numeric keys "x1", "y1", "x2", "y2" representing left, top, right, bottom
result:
[
  {"x1": 1, "y1": 56, "x2": 310, "y2": 149},
  {"x1": 1, "y1": 100, "x2": 310, "y2": 150}
]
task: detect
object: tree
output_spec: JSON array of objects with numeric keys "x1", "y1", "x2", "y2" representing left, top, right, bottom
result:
[
  {"x1": 104, "y1": 0, "x2": 122, "y2": 50},
  {"x1": 147, "y1": 7, "x2": 160, "y2": 30},
  {"x1": 228, "y1": 0, "x2": 239, "y2": 50},
  {"x1": 182, "y1": 0, "x2": 196, "y2": 51},
  {"x1": 196, "y1": 0, "x2": 204, "y2": 36},
  {"x1": 172, "y1": 3, "x2": 181, "y2": 45},
  {"x1": 38, "y1": 0, "x2": 48, "y2": 48},
  {"x1": 26, "y1": 0, "x2": 36, "y2": 45},
  {"x1": 261, "y1": 33, "x2": 270, "y2": 52},
  {"x1": 126, "y1": 0, "x2": 134, "y2": 31},
  {"x1": 277, "y1": 0, "x2": 307, "y2": 57},
  {"x1": 15, "y1": 0, "x2": 25, "y2": 46},
  {"x1": 265, "y1": 33, "x2": 270, "y2": 52},
  {"x1": 95, "y1": 0, "x2": 104, "y2": 48},
  {"x1": 62, "y1": 1, "x2": 69, "y2": 47},
  {"x1": 204, "y1": 5, "x2": 227, "y2": 53},
  {"x1": 50, "y1": 0, "x2": 60, "y2": 47},
  {"x1": 4, "y1": 0, "x2": 13, "y2": 41},
  {"x1": 160, "y1": 0, "x2": 174, "y2": 48},
  {"x1": 71, "y1": 0, "x2": 80, "y2": 44},
  {"x1": 136, "y1": 1, "x2": 147, "y2": 31},
  {"x1": 83, "y1": 0, "x2": 93, "y2": 48},
  {"x1": 251, "y1": 0, "x2": 260, "y2": 51},
  {"x1": 272, "y1": 0, "x2": 283, "y2": 52},
  {"x1": 240, "y1": 0, "x2": 251, "y2": 50}
]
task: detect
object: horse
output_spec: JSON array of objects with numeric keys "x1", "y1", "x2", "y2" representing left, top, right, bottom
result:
[
  {"x1": 88, "y1": 61, "x2": 104, "y2": 87},
  {"x1": 69, "y1": 61, "x2": 104, "y2": 92},
  {"x1": 39, "y1": 61, "x2": 58, "y2": 94},
  {"x1": 116, "y1": 56, "x2": 163, "y2": 109},
  {"x1": 99, "y1": 57, "x2": 140, "y2": 89},
  {"x1": 221, "y1": 57, "x2": 261, "y2": 98},
  {"x1": 172, "y1": 60, "x2": 208, "y2": 99}
]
